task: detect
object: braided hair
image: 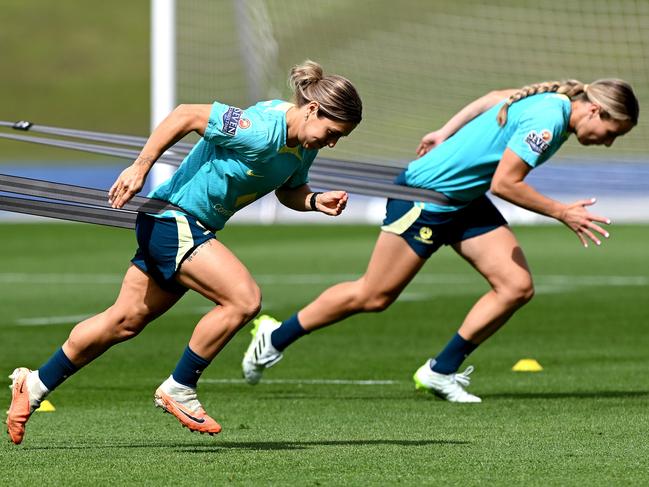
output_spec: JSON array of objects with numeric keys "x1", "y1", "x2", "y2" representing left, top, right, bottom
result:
[{"x1": 497, "y1": 79, "x2": 638, "y2": 127}]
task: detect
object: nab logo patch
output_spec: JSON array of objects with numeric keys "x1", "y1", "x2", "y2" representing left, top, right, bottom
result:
[
  {"x1": 525, "y1": 129, "x2": 552, "y2": 154},
  {"x1": 239, "y1": 118, "x2": 251, "y2": 129},
  {"x1": 222, "y1": 106, "x2": 243, "y2": 136}
]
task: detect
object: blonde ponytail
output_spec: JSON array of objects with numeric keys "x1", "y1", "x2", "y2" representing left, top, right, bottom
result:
[
  {"x1": 288, "y1": 60, "x2": 324, "y2": 97},
  {"x1": 497, "y1": 80, "x2": 585, "y2": 126},
  {"x1": 497, "y1": 78, "x2": 639, "y2": 127}
]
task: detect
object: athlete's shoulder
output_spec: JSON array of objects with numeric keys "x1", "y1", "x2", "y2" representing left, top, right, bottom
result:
[
  {"x1": 245, "y1": 100, "x2": 293, "y2": 151},
  {"x1": 525, "y1": 93, "x2": 570, "y2": 113},
  {"x1": 509, "y1": 94, "x2": 571, "y2": 160},
  {"x1": 242, "y1": 100, "x2": 291, "y2": 137},
  {"x1": 204, "y1": 100, "x2": 285, "y2": 154},
  {"x1": 517, "y1": 93, "x2": 570, "y2": 127},
  {"x1": 249, "y1": 99, "x2": 293, "y2": 115},
  {"x1": 208, "y1": 99, "x2": 288, "y2": 128}
]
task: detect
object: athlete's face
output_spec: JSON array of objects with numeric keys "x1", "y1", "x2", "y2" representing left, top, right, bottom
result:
[
  {"x1": 299, "y1": 104, "x2": 357, "y2": 150},
  {"x1": 574, "y1": 104, "x2": 634, "y2": 147}
]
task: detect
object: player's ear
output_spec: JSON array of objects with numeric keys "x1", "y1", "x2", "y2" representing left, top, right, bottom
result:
[
  {"x1": 307, "y1": 101, "x2": 320, "y2": 118},
  {"x1": 588, "y1": 103, "x2": 601, "y2": 119}
]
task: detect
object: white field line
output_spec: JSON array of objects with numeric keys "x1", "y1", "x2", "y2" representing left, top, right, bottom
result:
[
  {"x1": 0, "y1": 273, "x2": 122, "y2": 284},
  {"x1": 13, "y1": 307, "x2": 216, "y2": 327},
  {"x1": 17, "y1": 314, "x2": 92, "y2": 326},
  {"x1": 1, "y1": 272, "x2": 647, "y2": 286},
  {"x1": 199, "y1": 378, "x2": 401, "y2": 385}
]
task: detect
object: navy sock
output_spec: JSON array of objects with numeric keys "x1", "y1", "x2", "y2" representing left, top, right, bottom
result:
[
  {"x1": 38, "y1": 348, "x2": 78, "y2": 391},
  {"x1": 270, "y1": 313, "x2": 309, "y2": 351},
  {"x1": 172, "y1": 346, "x2": 211, "y2": 388},
  {"x1": 430, "y1": 333, "x2": 478, "y2": 374}
]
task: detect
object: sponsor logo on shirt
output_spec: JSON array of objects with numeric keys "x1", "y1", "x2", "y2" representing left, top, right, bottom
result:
[
  {"x1": 213, "y1": 203, "x2": 234, "y2": 217},
  {"x1": 222, "y1": 106, "x2": 243, "y2": 136},
  {"x1": 525, "y1": 129, "x2": 552, "y2": 154}
]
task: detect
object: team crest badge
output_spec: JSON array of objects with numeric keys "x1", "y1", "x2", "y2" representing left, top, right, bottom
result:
[
  {"x1": 239, "y1": 118, "x2": 251, "y2": 129},
  {"x1": 414, "y1": 226, "x2": 434, "y2": 245}
]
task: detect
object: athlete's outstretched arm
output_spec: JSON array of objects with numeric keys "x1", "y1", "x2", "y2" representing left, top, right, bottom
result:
[
  {"x1": 109, "y1": 104, "x2": 212, "y2": 208},
  {"x1": 417, "y1": 89, "x2": 517, "y2": 157},
  {"x1": 275, "y1": 184, "x2": 348, "y2": 216},
  {"x1": 491, "y1": 149, "x2": 611, "y2": 247}
]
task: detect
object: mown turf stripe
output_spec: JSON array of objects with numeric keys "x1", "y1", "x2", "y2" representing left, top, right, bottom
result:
[{"x1": 1, "y1": 272, "x2": 647, "y2": 286}]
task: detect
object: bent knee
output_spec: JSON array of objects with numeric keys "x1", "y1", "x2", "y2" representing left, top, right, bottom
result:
[
  {"x1": 229, "y1": 284, "x2": 262, "y2": 323},
  {"x1": 106, "y1": 307, "x2": 153, "y2": 341},
  {"x1": 515, "y1": 278, "x2": 535, "y2": 303},
  {"x1": 338, "y1": 278, "x2": 399, "y2": 313},
  {"x1": 115, "y1": 316, "x2": 150, "y2": 341},
  {"x1": 360, "y1": 292, "x2": 397, "y2": 313},
  {"x1": 501, "y1": 279, "x2": 535, "y2": 307}
]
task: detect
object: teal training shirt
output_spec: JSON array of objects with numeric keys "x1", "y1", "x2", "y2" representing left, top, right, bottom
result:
[
  {"x1": 402, "y1": 93, "x2": 572, "y2": 212},
  {"x1": 150, "y1": 100, "x2": 318, "y2": 230}
]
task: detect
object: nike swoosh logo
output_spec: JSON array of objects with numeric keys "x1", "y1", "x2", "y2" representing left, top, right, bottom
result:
[
  {"x1": 246, "y1": 170, "x2": 264, "y2": 178},
  {"x1": 178, "y1": 407, "x2": 206, "y2": 424}
]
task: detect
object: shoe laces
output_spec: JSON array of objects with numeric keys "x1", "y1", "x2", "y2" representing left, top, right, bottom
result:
[{"x1": 452, "y1": 366, "x2": 475, "y2": 388}]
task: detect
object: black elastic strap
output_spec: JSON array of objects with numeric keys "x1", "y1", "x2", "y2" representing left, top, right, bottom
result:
[
  {"x1": 0, "y1": 174, "x2": 182, "y2": 214},
  {"x1": 0, "y1": 124, "x2": 459, "y2": 205},
  {"x1": 0, "y1": 195, "x2": 137, "y2": 229},
  {"x1": 0, "y1": 174, "x2": 188, "y2": 229},
  {"x1": 307, "y1": 172, "x2": 459, "y2": 206}
]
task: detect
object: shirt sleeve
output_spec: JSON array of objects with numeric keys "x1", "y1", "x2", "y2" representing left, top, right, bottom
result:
[
  {"x1": 506, "y1": 105, "x2": 567, "y2": 168},
  {"x1": 203, "y1": 101, "x2": 275, "y2": 160}
]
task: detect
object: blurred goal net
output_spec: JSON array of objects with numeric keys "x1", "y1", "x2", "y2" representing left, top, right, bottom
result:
[{"x1": 175, "y1": 0, "x2": 649, "y2": 166}]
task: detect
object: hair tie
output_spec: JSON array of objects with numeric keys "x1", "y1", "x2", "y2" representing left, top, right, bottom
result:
[{"x1": 584, "y1": 84, "x2": 589, "y2": 92}]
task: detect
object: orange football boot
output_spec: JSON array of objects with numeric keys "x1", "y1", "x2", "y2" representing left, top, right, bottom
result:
[
  {"x1": 7, "y1": 368, "x2": 34, "y2": 445},
  {"x1": 154, "y1": 387, "x2": 221, "y2": 435}
]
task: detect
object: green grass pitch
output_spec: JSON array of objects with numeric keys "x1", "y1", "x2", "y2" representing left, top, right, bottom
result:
[{"x1": 1, "y1": 222, "x2": 648, "y2": 485}]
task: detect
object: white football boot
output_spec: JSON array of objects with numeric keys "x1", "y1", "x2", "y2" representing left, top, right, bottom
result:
[
  {"x1": 242, "y1": 315, "x2": 283, "y2": 385},
  {"x1": 413, "y1": 359, "x2": 482, "y2": 403}
]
